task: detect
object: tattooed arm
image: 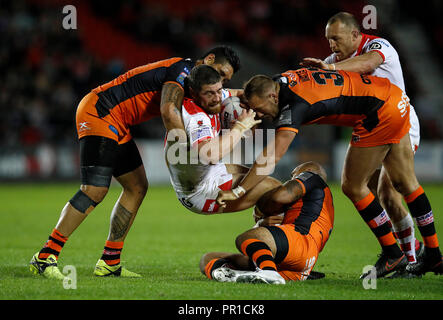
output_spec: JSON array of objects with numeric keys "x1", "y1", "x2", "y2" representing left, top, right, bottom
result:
[
  {"x1": 160, "y1": 82, "x2": 185, "y2": 131},
  {"x1": 256, "y1": 180, "x2": 304, "y2": 216}
]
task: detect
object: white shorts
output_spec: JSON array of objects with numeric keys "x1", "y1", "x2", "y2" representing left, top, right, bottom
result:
[
  {"x1": 409, "y1": 105, "x2": 420, "y2": 153},
  {"x1": 175, "y1": 164, "x2": 233, "y2": 214}
]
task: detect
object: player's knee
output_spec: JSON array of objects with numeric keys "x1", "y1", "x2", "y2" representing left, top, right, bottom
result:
[
  {"x1": 199, "y1": 253, "x2": 212, "y2": 274},
  {"x1": 235, "y1": 229, "x2": 259, "y2": 252},
  {"x1": 379, "y1": 191, "x2": 397, "y2": 213},
  {"x1": 69, "y1": 188, "x2": 107, "y2": 214},
  {"x1": 80, "y1": 185, "x2": 108, "y2": 203},
  {"x1": 341, "y1": 180, "x2": 361, "y2": 201},
  {"x1": 388, "y1": 178, "x2": 418, "y2": 198},
  {"x1": 235, "y1": 232, "x2": 248, "y2": 252}
]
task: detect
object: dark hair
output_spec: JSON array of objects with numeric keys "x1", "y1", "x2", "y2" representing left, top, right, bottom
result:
[
  {"x1": 187, "y1": 64, "x2": 222, "y2": 93},
  {"x1": 243, "y1": 74, "x2": 274, "y2": 100},
  {"x1": 327, "y1": 12, "x2": 360, "y2": 32},
  {"x1": 200, "y1": 46, "x2": 241, "y2": 73}
]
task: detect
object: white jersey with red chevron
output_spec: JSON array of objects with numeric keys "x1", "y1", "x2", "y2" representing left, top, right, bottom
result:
[
  {"x1": 324, "y1": 33, "x2": 420, "y2": 151},
  {"x1": 165, "y1": 89, "x2": 232, "y2": 195}
]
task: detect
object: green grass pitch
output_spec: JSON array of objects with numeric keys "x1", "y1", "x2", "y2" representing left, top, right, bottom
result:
[{"x1": 0, "y1": 182, "x2": 442, "y2": 300}]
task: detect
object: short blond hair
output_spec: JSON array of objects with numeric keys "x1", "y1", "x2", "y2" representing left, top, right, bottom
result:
[
  {"x1": 243, "y1": 75, "x2": 274, "y2": 100},
  {"x1": 327, "y1": 12, "x2": 360, "y2": 32}
]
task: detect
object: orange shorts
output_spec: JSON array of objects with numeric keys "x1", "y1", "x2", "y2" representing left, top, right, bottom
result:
[
  {"x1": 271, "y1": 224, "x2": 324, "y2": 281},
  {"x1": 76, "y1": 92, "x2": 132, "y2": 144},
  {"x1": 350, "y1": 85, "x2": 411, "y2": 147}
]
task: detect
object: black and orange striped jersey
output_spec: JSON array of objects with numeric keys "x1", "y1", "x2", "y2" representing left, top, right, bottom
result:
[
  {"x1": 274, "y1": 67, "x2": 396, "y2": 134},
  {"x1": 91, "y1": 57, "x2": 194, "y2": 126}
]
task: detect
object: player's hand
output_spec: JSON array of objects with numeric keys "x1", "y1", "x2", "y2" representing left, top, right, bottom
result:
[
  {"x1": 216, "y1": 190, "x2": 238, "y2": 208},
  {"x1": 259, "y1": 215, "x2": 284, "y2": 226},
  {"x1": 254, "y1": 214, "x2": 284, "y2": 227},
  {"x1": 300, "y1": 57, "x2": 333, "y2": 70},
  {"x1": 234, "y1": 109, "x2": 261, "y2": 133}
]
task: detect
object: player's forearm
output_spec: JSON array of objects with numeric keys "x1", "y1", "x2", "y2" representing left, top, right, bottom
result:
[
  {"x1": 238, "y1": 132, "x2": 291, "y2": 193},
  {"x1": 333, "y1": 51, "x2": 383, "y2": 74},
  {"x1": 256, "y1": 189, "x2": 286, "y2": 216},
  {"x1": 160, "y1": 102, "x2": 185, "y2": 131},
  {"x1": 238, "y1": 146, "x2": 279, "y2": 193},
  {"x1": 198, "y1": 129, "x2": 243, "y2": 164},
  {"x1": 160, "y1": 83, "x2": 185, "y2": 131},
  {"x1": 257, "y1": 179, "x2": 302, "y2": 216}
]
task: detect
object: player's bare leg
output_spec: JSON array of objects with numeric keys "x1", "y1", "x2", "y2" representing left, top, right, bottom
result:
[
  {"x1": 56, "y1": 185, "x2": 108, "y2": 237},
  {"x1": 234, "y1": 227, "x2": 285, "y2": 284},
  {"x1": 341, "y1": 144, "x2": 389, "y2": 204},
  {"x1": 235, "y1": 226, "x2": 277, "y2": 255},
  {"x1": 94, "y1": 165, "x2": 147, "y2": 277},
  {"x1": 30, "y1": 184, "x2": 108, "y2": 279},
  {"x1": 378, "y1": 168, "x2": 409, "y2": 224},
  {"x1": 378, "y1": 166, "x2": 421, "y2": 264},
  {"x1": 106, "y1": 165, "x2": 148, "y2": 242},
  {"x1": 342, "y1": 143, "x2": 407, "y2": 278},
  {"x1": 382, "y1": 134, "x2": 442, "y2": 275},
  {"x1": 199, "y1": 252, "x2": 251, "y2": 274},
  {"x1": 367, "y1": 169, "x2": 380, "y2": 200},
  {"x1": 202, "y1": 227, "x2": 284, "y2": 284}
]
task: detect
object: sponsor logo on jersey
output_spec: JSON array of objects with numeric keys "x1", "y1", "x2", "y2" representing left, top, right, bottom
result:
[
  {"x1": 191, "y1": 126, "x2": 212, "y2": 143},
  {"x1": 368, "y1": 42, "x2": 382, "y2": 50},
  {"x1": 78, "y1": 122, "x2": 90, "y2": 132},
  {"x1": 176, "y1": 72, "x2": 188, "y2": 86},
  {"x1": 108, "y1": 125, "x2": 119, "y2": 136}
]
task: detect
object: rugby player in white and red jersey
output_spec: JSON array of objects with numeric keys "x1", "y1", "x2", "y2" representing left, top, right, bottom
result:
[
  {"x1": 165, "y1": 65, "x2": 281, "y2": 215},
  {"x1": 301, "y1": 12, "x2": 442, "y2": 277}
]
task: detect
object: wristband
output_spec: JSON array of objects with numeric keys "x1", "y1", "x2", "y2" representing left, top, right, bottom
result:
[{"x1": 232, "y1": 185, "x2": 246, "y2": 198}]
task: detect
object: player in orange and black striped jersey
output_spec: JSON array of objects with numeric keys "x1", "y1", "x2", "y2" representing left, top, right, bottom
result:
[
  {"x1": 200, "y1": 161, "x2": 333, "y2": 283},
  {"x1": 218, "y1": 67, "x2": 442, "y2": 277},
  {"x1": 29, "y1": 46, "x2": 241, "y2": 279}
]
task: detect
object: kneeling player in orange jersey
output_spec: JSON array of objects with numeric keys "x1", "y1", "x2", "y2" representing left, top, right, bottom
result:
[{"x1": 200, "y1": 161, "x2": 333, "y2": 284}]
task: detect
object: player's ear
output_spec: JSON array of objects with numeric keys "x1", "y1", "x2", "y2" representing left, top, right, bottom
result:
[
  {"x1": 270, "y1": 92, "x2": 278, "y2": 104},
  {"x1": 203, "y1": 53, "x2": 216, "y2": 66},
  {"x1": 189, "y1": 87, "x2": 197, "y2": 99},
  {"x1": 351, "y1": 29, "x2": 360, "y2": 41}
]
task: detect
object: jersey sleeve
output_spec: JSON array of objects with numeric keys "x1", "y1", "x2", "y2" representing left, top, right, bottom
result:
[
  {"x1": 293, "y1": 171, "x2": 327, "y2": 196},
  {"x1": 183, "y1": 110, "x2": 215, "y2": 147},
  {"x1": 323, "y1": 54, "x2": 336, "y2": 64},
  {"x1": 364, "y1": 38, "x2": 395, "y2": 63},
  {"x1": 164, "y1": 58, "x2": 194, "y2": 89},
  {"x1": 274, "y1": 85, "x2": 310, "y2": 134}
]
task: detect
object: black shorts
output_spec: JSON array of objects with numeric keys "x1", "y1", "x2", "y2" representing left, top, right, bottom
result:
[{"x1": 79, "y1": 136, "x2": 143, "y2": 178}]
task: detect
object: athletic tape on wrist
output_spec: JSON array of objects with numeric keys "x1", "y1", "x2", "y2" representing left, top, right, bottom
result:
[{"x1": 232, "y1": 185, "x2": 246, "y2": 198}]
